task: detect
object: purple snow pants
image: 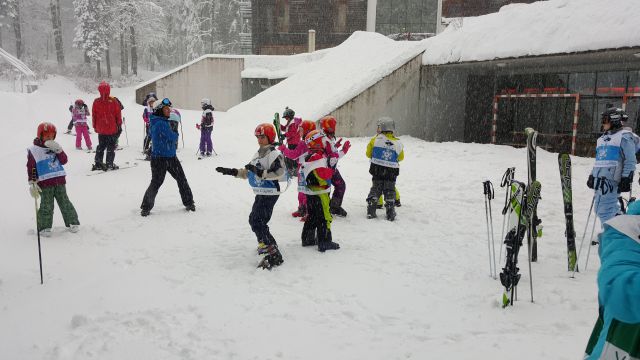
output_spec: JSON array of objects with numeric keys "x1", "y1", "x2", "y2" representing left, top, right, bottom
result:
[
  {"x1": 199, "y1": 127, "x2": 213, "y2": 154},
  {"x1": 331, "y1": 168, "x2": 346, "y2": 206}
]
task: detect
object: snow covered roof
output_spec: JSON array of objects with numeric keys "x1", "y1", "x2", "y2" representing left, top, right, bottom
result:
[
  {"x1": 0, "y1": 47, "x2": 36, "y2": 78},
  {"x1": 422, "y1": 0, "x2": 640, "y2": 65}
]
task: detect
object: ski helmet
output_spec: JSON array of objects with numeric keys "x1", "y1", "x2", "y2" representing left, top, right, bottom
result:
[
  {"x1": 74, "y1": 99, "x2": 84, "y2": 106},
  {"x1": 283, "y1": 107, "x2": 295, "y2": 120},
  {"x1": 201, "y1": 98, "x2": 211, "y2": 107},
  {"x1": 299, "y1": 120, "x2": 317, "y2": 139},
  {"x1": 255, "y1": 123, "x2": 277, "y2": 144},
  {"x1": 305, "y1": 129, "x2": 327, "y2": 151},
  {"x1": 377, "y1": 116, "x2": 395, "y2": 133},
  {"x1": 37, "y1": 122, "x2": 57, "y2": 140},
  {"x1": 319, "y1": 115, "x2": 337, "y2": 135},
  {"x1": 601, "y1": 108, "x2": 625, "y2": 129}
]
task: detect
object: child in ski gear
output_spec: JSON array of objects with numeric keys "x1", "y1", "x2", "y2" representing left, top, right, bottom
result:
[
  {"x1": 587, "y1": 108, "x2": 636, "y2": 224},
  {"x1": 215, "y1": 123, "x2": 286, "y2": 269},
  {"x1": 142, "y1": 94, "x2": 156, "y2": 160},
  {"x1": 583, "y1": 200, "x2": 640, "y2": 359},
  {"x1": 197, "y1": 98, "x2": 215, "y2": 157},
  {"x1": 281, "y1": 107, "x2": 300, "y2": 175},
  {"x1": 69, "y1": 99, "x2": 92, "y2": 150},
  {"x1": 374, "y1": 118, "x2": 401, "y2": 207},
  {"x1": 92, "y1": 81, "x2": 122, "y2": 171},
  {"x1": 366, "y1": 117, "x2": 404, "y2": 221},
  {"x1": 319, "y1": 115, "x2": 351, "y2": 217},
  {"x1": 27, "y1": 122, "x2": 80, "y2": 236},
  {"x1": 140, "y1": 98, "x2": 195, "y2": 216},
  {"x1": 299, "y1": 130, "x2": 341, "y2": 251},
  {"x1": 278, "y1": 119, "x2": 316, "y2": 219}
]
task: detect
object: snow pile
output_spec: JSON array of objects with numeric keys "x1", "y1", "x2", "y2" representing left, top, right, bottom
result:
[
  {"x1": 0, "y1": 77, "x2": 600, "y2": 359},
  {"x1": 241, "y1": 49, "x2": 330, "y2": 79},
  {"x1": 226, "y1": 31, "x2": 426, "y2": 134},
  {"x1": 423, "y1": 0, "x2": 640, "y2": 65}
]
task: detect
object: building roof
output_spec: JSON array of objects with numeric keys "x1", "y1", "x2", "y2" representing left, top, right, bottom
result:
[{"x1": 423, "y1": 0, "x2": 640, "y2": 65}]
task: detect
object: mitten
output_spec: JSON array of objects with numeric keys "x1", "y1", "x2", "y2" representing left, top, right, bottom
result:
[
  {"x1": 29, "y1": 181, "x2": 41, "y2": 199},
  {"x1": 587, "y1": 175, "x2": 594, "y2": 189},
  {"x1": 196, "y1": 123, "x2": 201, "y2": 130},
  {"x1": 245, "y1": 164, "x2": 264, "y2": 177},
  {"x1": 277, "y1": 144, "x2": 286, "y2": 152},
  {"x1": 44, "y1": 140, "x2": 63, "y2": 154},
  {"x1": 215, "y1": 167, "x2": 238, "y2": 176},
  {"x1": 342, "y1": 140, "x2": 351, "y2": 154},
  {"x1": 619, "y1": 174, "x2": 633, "y2": 192}
]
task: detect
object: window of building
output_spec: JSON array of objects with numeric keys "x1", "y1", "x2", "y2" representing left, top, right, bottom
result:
[
  {"x1": 335, "y1": 0, "x2": 348, "y2": 33},
  {"x1": 376, "y1": 0, "x2": 438, "y2": 35},
  {"x1": 276, "y1": 0, "x2": 289, "y2": 33}
]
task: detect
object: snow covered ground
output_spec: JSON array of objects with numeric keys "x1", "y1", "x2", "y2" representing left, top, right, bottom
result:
[{"x1": 0, "y1": 77, "x2": 602, "y2": 359}]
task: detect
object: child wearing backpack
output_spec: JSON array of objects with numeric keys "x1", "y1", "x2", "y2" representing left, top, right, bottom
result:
[{"x1": 197, "y1": 98, "x2": 215, "y2": 158}]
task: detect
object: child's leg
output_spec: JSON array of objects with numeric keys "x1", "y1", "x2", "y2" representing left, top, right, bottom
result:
[
  {"x1": 53, "y1": 185, "x2": 79, "y2": 227},
  {"x1": 199, "y1": 130, "x2": 206, "y2": 155},
  {"x1": 75, "y1": 125, "x2": 82, "y2": 148},
  {"x1": 317, "y1": 192, "x2": 339, "y2": 251},
  {"x1": 205, "y1": 128, "x2": 213, "y2": 153},
  {"x1": 330, "y1": 169, "x2": 346, "y2": 208},
  {"x1": 249, "y1": 195, "x2": 279, "y2": 245},
  {"x1": 367, "y1": 179, "x2": 384, "y2": 204},
  {"x1": 395, "y1": 187, "x2": 400, "y2": 201},
  {"x1": 37, "y1": 187, "x2": 55, "y2": 231},
  {"x1": 82, "y1": 125, "x2": 92, "y2": 149},
  {"x1": 301, "y1": 194, "x2": 319, "y2": 246},
  {"x1": 383, "y1": 180, "x2": 396, "y2": 206}
]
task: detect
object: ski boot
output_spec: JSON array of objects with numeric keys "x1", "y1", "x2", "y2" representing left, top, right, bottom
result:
[
  {"x1": 106, "y1": 163, "x2": 119, "y2": 170},
  {"x1": 292, "y1": 206, "x2": 306, "y2": 218},
  {"x1": 92, "y1": 163, "x2": 107, "y2": 171},
  {"x1": 206, "y1": 152, "x2": 212, "y2": 157},
  {"x1": 318, "y1": 240, "x2": 340, "y2": 252},
  {"x1": 301, "y1": 233, "x2": 317, "y2": 247},
  {"x1": 39, "y1": 228, "x2": 52, "y2": 237},
  {"x1": 141, "y1": 208, "x2": 151, "y2": 217},
  {"x1": 395, "y1": 199, "x2": 401, "y2": 207},
  {"x1": 68, "y1": 224, "x2": 80, "y2": 233},
  {"x1": 329, "y1": 199, "x2": 347, "y2": 217},
  {"x1": 385, "y1": 202, "x2": 396, "y2": 221},
  {"x1": 185, "y1": 204, "x2": 196, "y2": 212},
  {"x1": 257, "y1": 245, "x2": 284, "y2": 270},
  {"x1": 367, "y1": 199, "x2": 377, "y2": 219},
  {"x1": 198, "y1": 152, "x2": 205, "y2": 160}
]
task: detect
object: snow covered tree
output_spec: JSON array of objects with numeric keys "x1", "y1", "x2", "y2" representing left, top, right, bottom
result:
[
  {"x1": 73, "y1": 0, "x2": 110, "y2": 77},
  {"x1": 50, "y1": 0, "x2": 65, "y2": 67},
  {"x1": 0, "y1": 0, "x2": 23, "y2": 58}
]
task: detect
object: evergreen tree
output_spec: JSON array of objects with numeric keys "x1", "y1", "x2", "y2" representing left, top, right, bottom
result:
[{"x1": 73, "y1": 0, "x2": 110, "y2": 76}]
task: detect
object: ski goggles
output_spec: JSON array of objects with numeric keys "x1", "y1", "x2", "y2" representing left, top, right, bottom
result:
[{"x1": 160, "y1": 98, "x2": 172, "y2": 107}]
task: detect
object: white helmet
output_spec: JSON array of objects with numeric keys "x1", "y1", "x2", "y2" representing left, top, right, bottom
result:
[
  {"x1": 201, "y1": 98, "x2": 211, "y2": 107},
  {"x1": 377, "y1": 117, "x2": 395, "y2": 133}
]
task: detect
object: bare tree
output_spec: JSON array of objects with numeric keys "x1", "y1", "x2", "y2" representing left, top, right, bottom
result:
[{"x1": 50, "y1": 0, "x2": 65, "y2": 67}]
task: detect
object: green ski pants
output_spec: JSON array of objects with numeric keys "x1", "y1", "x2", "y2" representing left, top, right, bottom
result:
[{"x1": 37, "y1": 185, "x2": 79, "y2": 231}]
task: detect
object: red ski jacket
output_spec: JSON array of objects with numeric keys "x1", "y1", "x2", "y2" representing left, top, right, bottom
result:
[{"x1": 92, "y1": 82, "x2": 122, "y2": 135}]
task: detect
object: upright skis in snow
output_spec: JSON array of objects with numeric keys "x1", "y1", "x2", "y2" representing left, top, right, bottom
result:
[
  {"x1": 558, "y1": 153, "x2": 578, "y2": 271},
  {"x1": 525, "y1": 128, "x2": 541, "y2": 262}
]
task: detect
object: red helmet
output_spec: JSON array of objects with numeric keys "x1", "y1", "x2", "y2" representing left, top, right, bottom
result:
[
  {"x1": 305, "y1": 129, "x2": 327, "y2": 151},
  {"x1": 319, "y1": 115, "x2": 337, "y2": 135},
  {"x1": 37, "y1": 122, "x2": 57, "y2": 140},
  {"x1": 74, "y1": 99, "x2": 84, "y2": 106},
  {"x1": 254, "y1": 123, "x2": 277, "y2": 144},
  {"x1": 299, "y1": 120, "x2": 316, "y2": 139}
]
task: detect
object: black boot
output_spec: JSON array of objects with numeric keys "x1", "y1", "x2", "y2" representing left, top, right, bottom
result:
[
  {"x1": 385, "y1": 201, "x2": 396, "y2": 221},
  {"x1": 258, "y1": 245, "x2": 284, "y2": 269},
  {"x1": 185, "y1": 203, "x2": 196, "y2": 212},
  {"x1": 92, "y1": 163, "x2": 106, "y2": 171},
  {"x1": 367, "y1": 199, "x2": 377, "y2": 219},
  {"x1": 318, "y1": 240, "x2": 340, "y2": 252},
  {"x1": 329, "y1": 198, "x2": 347, "y2": 217}
]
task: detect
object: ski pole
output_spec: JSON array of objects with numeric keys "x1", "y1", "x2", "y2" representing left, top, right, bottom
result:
[
  {"x1": 572, "y1": 194, "x2": 596, "y2": 278},
  {"x1": 31, "y1": 170, "x2": 44, "y2": 284},
  {"x1": 180, "y1": 121, "x2": 185, "y2": 149},
  {"x1": 488, "y1": 184, "x2": 497, "y2": 279},
  {"x1": 499, "y1": 168, "x2": 515, "y2": 262},
  {"x1": 584, "y1": 194, "x2": 601, "y2": 272},
  {"x1": 483, "y1": 180, "x2": 496, "y2": 278}
]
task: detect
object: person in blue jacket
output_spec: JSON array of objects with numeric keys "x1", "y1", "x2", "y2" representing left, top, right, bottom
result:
[
  {"x1": 584, "y1": 200, "x2": 640, "y2": 359},
  {"x1": 587, "y1": 108, "x2": 637, "y2": 224},
  {"x1": 140, "y1": 98, "x2": 195, "y2": 216}
]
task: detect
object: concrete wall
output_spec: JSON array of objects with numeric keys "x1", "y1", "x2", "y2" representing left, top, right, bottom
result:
[
  {"x1": 136, "y1": 57, "x2": 244, "y2": 111},
  {"x1": 330, "y1": 55, "x2": 423, "y2": 138},
  {"x1": 419, "y1": 66, "x2": 468, "y2": 142}
]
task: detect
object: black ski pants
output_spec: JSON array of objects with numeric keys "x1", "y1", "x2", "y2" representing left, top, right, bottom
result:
[
  {"x1": 141, "y1": 157, "x2": 194, "y2": 211},
  {"x1": 248, "y1": 195, "x2": 279, "y2": 246},
  {"x1": 367, "y1": 178, "x2": 397, "y2": 206},
  {"x1": 95, "y1": 134, "x2": 118, "y2": 165},
  {"x1": 302, "y1": 193, "x2": 332, "y2": 246}
]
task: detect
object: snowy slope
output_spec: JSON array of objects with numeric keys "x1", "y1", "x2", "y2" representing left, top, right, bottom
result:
[
  {"x1": 0, "y1": 77, "x2": 601, "y2": 359},
  {"x1": 423, "y1": 0, "x2": 640, "y2": 65}
]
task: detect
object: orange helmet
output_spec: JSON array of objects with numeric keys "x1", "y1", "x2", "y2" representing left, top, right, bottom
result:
[
  {"x1": 305, "y1": 129, "x2": 327, "y2": 151},
  {"x1": 299, "y1": 120, "x2": 316, "y2": 139},
  {"x1": 319, "y1": 115, "x2": 337, "y2": 135},
  {"x1": 254, "y1": 123, "x2": 277, "y2": 144},
  {"x1": 37, "y1": 122, "x2": 57, "y2": 140}
]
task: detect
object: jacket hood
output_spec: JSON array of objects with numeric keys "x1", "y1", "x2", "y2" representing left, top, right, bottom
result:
[
  {"x1": 98, "y1": 81, "x2": 110, "y2": 99},
  {"x1": 33, "y1": 138, "x2": 45, "y2": 147}
]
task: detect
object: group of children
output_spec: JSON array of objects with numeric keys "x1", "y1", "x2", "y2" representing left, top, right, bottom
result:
[{"x1": 215, "y1": 107, "x2": 404, "y2": 269}]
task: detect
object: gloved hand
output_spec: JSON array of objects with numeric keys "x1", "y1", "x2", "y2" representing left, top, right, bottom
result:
[
  {"x1": 44, "y1": 140, "x2": 63, "y2": 154},
  {"x1": 215, "y1": 167, "x2": 238, "y2": 176},
  {"x1": 587, "y1": 175, "x2": 594, "y2": 189},
  {"x1": 196, "y1": 123, "x2": 201, "y2": 130},
  {"x1": 29, "y1": 180, "x2": 41, "y2": 199},
  {"x1": 244, "y1": 164, "x2": 264, "y2": 177},
  {"x1": 277, "y1": 144, "x2": 286, "y2": 152},
  {"x1": 335, "y1": 138, "x2": 343, "y2": 148},
  {"x1": 619, "y1": 174, "x2": 633, "y2": 192},
  {"x1": 342, "y1": 140, "x2": 351, "y2": 154},
  {"x1": 325, "y1": 142, "x2": 339, "y2": 158}
]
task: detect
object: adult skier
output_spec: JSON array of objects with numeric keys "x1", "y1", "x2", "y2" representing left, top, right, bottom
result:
[
  {"x1": 140, "y1": 98, "x2": 195, "y2": 216},
  {"x1": 91, "y1": 81, "x2": 122, "y2": 170},
  {"x1": 587, "y1": 108, "x2": 636, "y2": 224},
  {"x1": 583, "y1": 200, "x2": 640, "y2": 359},
  {"x1": 215, "y1": 123, "x2": 286, "y2": 269}
]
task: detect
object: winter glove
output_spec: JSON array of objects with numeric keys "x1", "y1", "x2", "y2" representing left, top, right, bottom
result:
[
  {"x1": 335, "y1": 138, "x2": 343, "y2": 148},
  {"x1": 44, "y1": 140, "x2": 63, "y2": 154},
  {"x1": 215, "y1": 167, "x2": 238, "y2": 177},
  {"x1": 619, "y1": 174, "x2": 633, "y2": 193},
  {"x1": 196, "y1": 123, "x2": 201, "y2": 130},
  {"x1": 342, "y1": 140, "x2": 351, "y2": 154},
  {"x1": 587, "y1": 175, "x2": 595, "y2": 189},
  {"x1": 29, "y1": 181, "x2": 41, "y2": 199},
  {"x1": 244, "y1": 164, "x2": 264, "y2": 177},
  {"x1": 277, "y1": 144, "x2": 287, "y2": 152}
]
